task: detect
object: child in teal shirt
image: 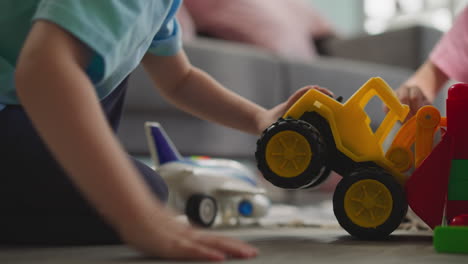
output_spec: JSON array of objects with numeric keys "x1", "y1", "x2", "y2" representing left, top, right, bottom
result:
[{"x1": 0, "y1": 0, "x2": 330, "y2": 260}]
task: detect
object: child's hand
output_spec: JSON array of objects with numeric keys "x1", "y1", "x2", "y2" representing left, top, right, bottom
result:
[
  {"x1": 384, "y1": 84, "x2": 431, "y2": 119},
  {"x1": 257, "y1": 85, "x2": 333, "y2": 133},
  {"x1": 118, "y1": 208, "x2": 258, "y2": 261},
  {"x1": 396, "y1": 84, "x2": 431, "y2": 118}
]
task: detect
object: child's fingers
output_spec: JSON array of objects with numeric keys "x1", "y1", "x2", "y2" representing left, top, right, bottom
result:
[
  {"x1": 382, "y1": 103, "x2": 389, "y2": 114},
  {"x1": 163, "y1": 232, "x2": 257, "y2": 261},
  {"x1": 313, "y1": 85, "x2": 334, "y2": 97},
  {"x1": 167, "y1": 238, "x2": 227, "y2": 261},
  {"x1": 396, "y1": 85, "x2": 410, "y2": 105},
  {"x1": 283, "y1": 87, "x2": 311, "y2": 111},
  {"x1": 301, "y1": 85, "x2": 334, "y2": 97},
  {"x1": 196, "y1": 233, "x2": 258, "y2": 259},
  {"x1": 157, "y1": 228, "x2": 258, "y2": 261},
  {"x1": 407, "y1": 85, "x2": 430, "y2": 117},
  {"x1": 290, "y1": 85, "x2": 333, "y2": 102}
]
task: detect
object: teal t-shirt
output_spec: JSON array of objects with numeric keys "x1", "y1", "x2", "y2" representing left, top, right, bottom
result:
[{"x1": 0, "y1": 0, "x2": 182, "y2": 111}]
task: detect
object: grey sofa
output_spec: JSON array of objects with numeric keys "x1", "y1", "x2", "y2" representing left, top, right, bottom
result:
[
  {"x1": 322, "y1": 25, "x2": 443, "y2": 71},
  {"x1": 118, "y1": 26, "x2": 446, "y2": 159}
]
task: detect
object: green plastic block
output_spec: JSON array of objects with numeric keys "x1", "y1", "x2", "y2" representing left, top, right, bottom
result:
[
  {"x1": 434, "y1": 226, "x2": 468, "y2": 254},
  {"x1": 448, "y1": 160, "x2": 468, "y2": 200}
]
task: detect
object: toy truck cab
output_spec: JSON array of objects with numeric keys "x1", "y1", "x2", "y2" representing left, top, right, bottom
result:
[{"x1": 256, "y1": 77, "x2": 411, "y2": 239}]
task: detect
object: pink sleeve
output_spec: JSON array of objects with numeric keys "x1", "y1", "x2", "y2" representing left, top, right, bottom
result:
[{"x1": 430, "y1": 7, "x2": 468, "y2": 83}]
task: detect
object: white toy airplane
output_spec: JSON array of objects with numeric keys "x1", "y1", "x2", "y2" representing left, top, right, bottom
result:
[{"x1": 145, "y1": 122, "x2": 270, "y2": 227}]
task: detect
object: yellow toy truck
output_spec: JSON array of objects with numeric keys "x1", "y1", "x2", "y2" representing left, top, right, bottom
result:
[{"x1": 256, "y1": 77, "x2": 444, "y2": 239}]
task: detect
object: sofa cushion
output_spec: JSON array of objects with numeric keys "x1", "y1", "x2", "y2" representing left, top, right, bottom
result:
[
  {"x1": 323, "y1": 26, "x2": 442, "y2": 70},
  {"x1": 183, "y1": 0, "x2": 335, "y2": 61}
]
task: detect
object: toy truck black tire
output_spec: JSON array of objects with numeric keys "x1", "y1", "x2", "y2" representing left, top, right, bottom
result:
[
  {"x1": 256, "y1": 118, "x2": 327, "y2": 189},
  {"x1": 333, "y1": 167, "x2": 408, "y2": 240}
]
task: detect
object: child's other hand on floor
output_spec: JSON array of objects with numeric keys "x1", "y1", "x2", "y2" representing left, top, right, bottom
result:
[{"x1": 119, "y1": 207, "x2": 258, "y2": 261}]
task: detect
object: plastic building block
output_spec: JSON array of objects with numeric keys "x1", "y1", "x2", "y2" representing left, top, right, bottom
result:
[
  {"x1": 405, "y1": 133, "x2": 451, "y2": 229},
  {"x1": 434, "y1": 84, "x2": 468, "y2": 253},
  {"x1": 408, "y1": 84, "x2": 468, "y2": 229},
  {"x1": 445, "y1": 84, "x2": 468, "y2": 227},
  {"x1": 450, "y1": 214, "x2": 468, "y2": 226},
  {"x1": 145, "y1": 122, "x2": 270, "y2": 228},
  {"x1": 434, "y1": 226, "x2": 468, "y2": 254}
]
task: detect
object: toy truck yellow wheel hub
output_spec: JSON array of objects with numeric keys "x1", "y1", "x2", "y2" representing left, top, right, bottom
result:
[
  {"x1": 344, "y1": 179, "x2": 393, "y2": 228},
  {"x1": 265, "y1": 131, "x2": 312, "y2": 178}
]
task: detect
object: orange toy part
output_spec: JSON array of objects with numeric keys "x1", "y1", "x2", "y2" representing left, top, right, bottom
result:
[{"x1": 386, "y1": 106, "x2": 446, "y2": 172}]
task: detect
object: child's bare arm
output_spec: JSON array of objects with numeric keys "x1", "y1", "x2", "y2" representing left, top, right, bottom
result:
[
  {"x1": 16, "y1": 20, "x2": 153, "y2": 229},
  {"x1": 142, "y1": 52, "x2": 331, "y2": 134},
  {"x1": 142, "y1": 52, "x2": 268, "y2": 134},
  {"x1": 15, "y1": 21, "x2": 256, "y2": 261},
  {"x1": 402, "y1": 60, "x2": 448, "y2": 102},
  {"x1": 393, "y1": 60, "x2": 448, "y2": 117}
]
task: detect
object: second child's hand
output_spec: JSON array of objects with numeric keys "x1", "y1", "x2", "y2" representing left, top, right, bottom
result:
[
  {"x1": 395, "y1": 84, "x2": 431, "y2": 118},
  {"x1": 383, "y1": 84, "x2": 431, "y2": 120}
]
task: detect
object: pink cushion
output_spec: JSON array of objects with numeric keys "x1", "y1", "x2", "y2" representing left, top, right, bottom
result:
[{"x1": 183, "y1": 0, "x2": 335, "y2": 60}]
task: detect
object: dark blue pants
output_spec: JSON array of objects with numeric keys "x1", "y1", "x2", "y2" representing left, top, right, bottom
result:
[{"x1": 0, "y1": 77, "x2": 168, "y2": 244}]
